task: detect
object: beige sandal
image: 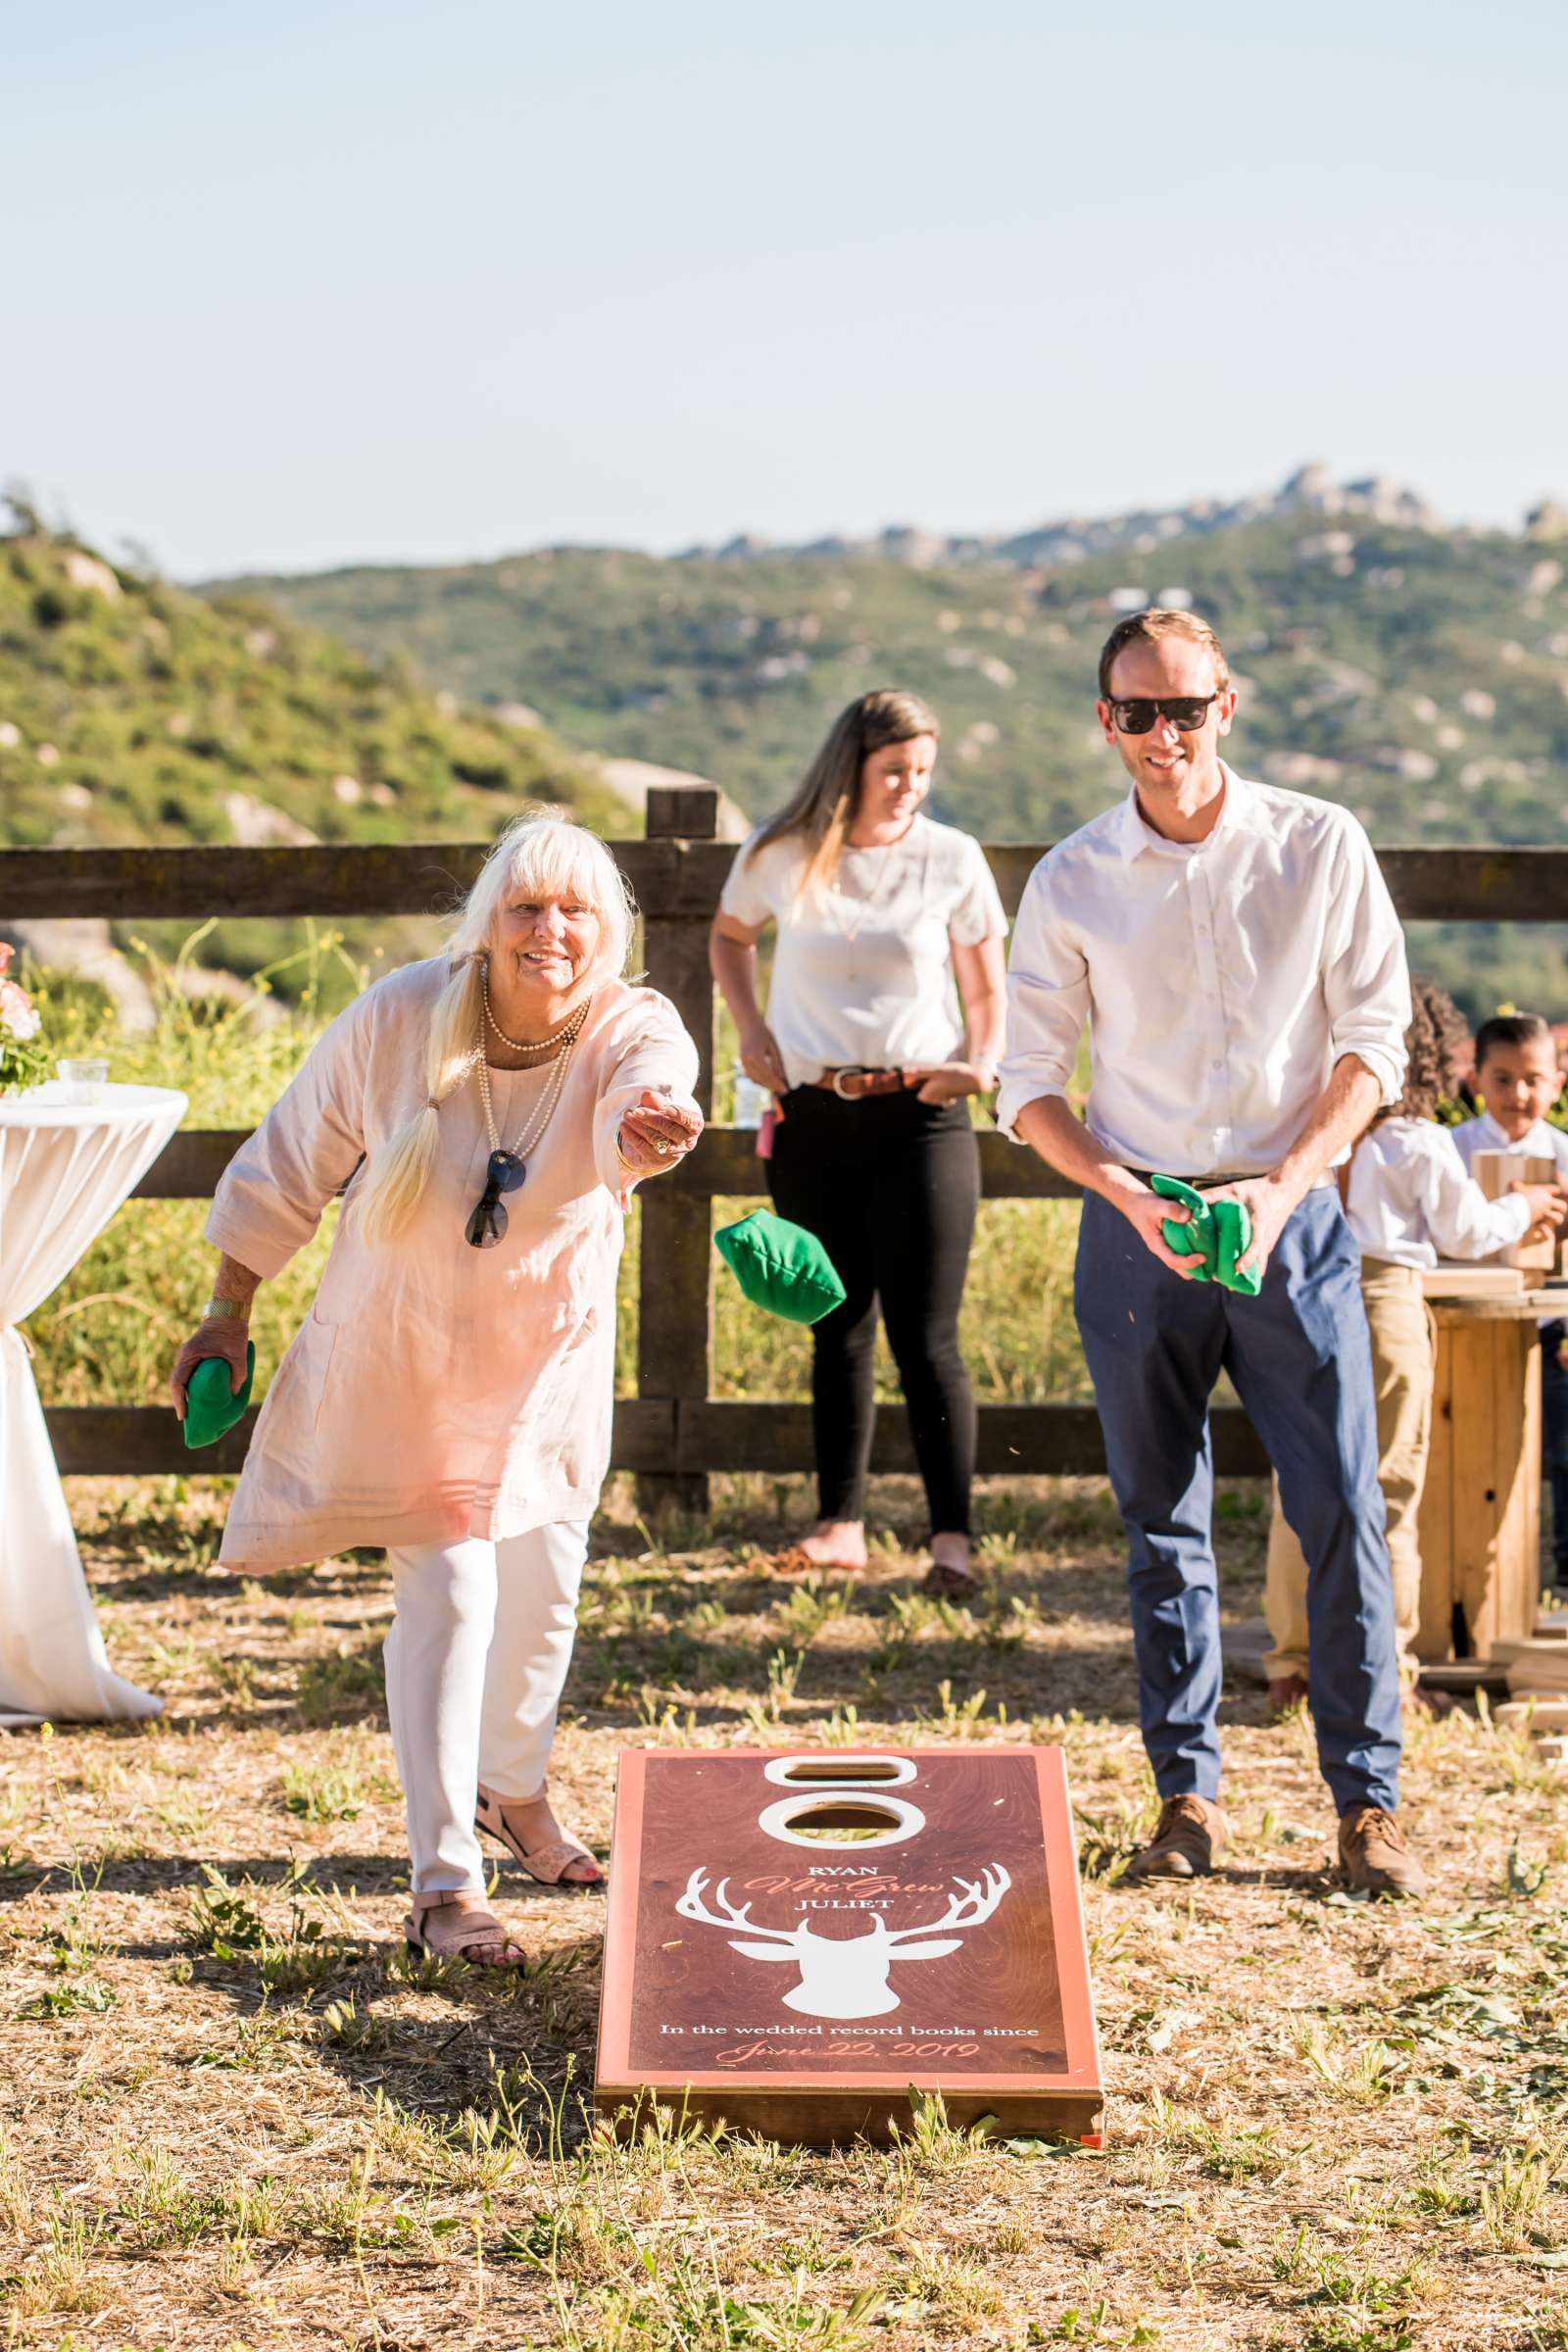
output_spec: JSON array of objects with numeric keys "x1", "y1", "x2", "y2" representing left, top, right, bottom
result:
[
  {"x1": 768, "y1": 1545, "x2": 863, "y2": 1578},
  {"x1": 475, "y1": 1784, "x2": 604, "y2": 1889},
  {"x1": 404, "y1": 1888, "x2": 528, "y2": 1969}
]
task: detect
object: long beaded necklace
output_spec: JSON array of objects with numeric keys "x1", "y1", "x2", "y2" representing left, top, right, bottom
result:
[
  {"x1": 473, "y1": 996, "x2": 590, "y2": 1183},
  {"x1": 481, "y1": 956, "x2": 581, "y2": 1055}
]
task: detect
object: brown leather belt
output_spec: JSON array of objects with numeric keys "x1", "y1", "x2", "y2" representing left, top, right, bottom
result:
[
  {"x1": 811, "y1": 1065, "x2": 907, "y2": 1101},
  {"x1": 1127, "y1": 1168, "x2": 1261, "y2": 1188}
]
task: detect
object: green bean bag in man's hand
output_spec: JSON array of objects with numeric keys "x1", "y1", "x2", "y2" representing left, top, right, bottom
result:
[{"x1": 1151, "y1": 1175, "x2": 1262, "y2": 1298}]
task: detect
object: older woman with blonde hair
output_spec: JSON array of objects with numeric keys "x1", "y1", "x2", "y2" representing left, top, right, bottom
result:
[{"x1": 172, "y1": 811, "x2": 702, "y2": 1968}]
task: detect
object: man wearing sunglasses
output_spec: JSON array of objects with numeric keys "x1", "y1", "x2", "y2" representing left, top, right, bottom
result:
[{"x1": 998, "y1": 609, "x2": 1422, "y2": 1898}]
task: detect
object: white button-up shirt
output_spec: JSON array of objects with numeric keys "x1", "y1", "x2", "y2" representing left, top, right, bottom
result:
[
  {"x1": 1452, "y1": 1111, "x2": 1568, "y2": 1322},
  {"x1": 1347, "y1": 1116, "x2": 1529, "y2": 1269},
  {"x1": 1451, "y1": 1109, "x2": 1568, "y2": 1186},
  {"x1": 998, "y1": 766, "x2": 1410, "y2": 1177}
]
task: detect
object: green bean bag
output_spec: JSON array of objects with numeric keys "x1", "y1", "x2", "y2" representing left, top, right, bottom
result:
[
  {"x1": 1152, "y1": 1175, "x2": 1262, "y2": 1298},
  {"x1": 181, "y1": 1343, "x2": 256, "y2": 1448},
  {"x1": 714, "y1": 1209, "x2": 847, "y2": 1325}
]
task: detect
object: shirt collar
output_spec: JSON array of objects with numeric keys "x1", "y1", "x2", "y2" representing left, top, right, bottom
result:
[
  {"x1": 1113, "y1": 762, "x2": 1260, "y2": 862},
  {"x1": 1471, "y1": 1107, "x2": 1545, "y2": 1152}
]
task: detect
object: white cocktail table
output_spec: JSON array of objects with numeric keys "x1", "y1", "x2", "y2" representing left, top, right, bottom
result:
[{"x1": 0, "y1": 1080, "x2": 186, "y2": 1725}]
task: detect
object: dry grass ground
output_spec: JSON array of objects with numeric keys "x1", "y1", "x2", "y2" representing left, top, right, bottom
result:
[{"x1": 4, "y1": 1472, "x2": 1568, "y2": 2352}]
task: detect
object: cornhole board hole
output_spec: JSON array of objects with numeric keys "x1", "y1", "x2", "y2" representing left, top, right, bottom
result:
[{"x1": 595, "y1": 1745, "x2": 1103, "y2": 2148}]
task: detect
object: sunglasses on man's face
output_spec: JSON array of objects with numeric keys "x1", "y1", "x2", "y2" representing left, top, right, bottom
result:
[
  {"x1": 466, "y1": 1149, "x2": 527, "y2": 1249},
  {"x1": 1106, "y1": 693, "x2": 1223, "y2": 735}
]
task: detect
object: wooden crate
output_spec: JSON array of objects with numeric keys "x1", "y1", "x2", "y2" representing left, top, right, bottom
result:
[{"x1": 595, "y1": 1746, "x2": 1103, "y2": 2147}]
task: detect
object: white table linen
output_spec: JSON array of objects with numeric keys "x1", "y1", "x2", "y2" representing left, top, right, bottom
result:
[{"x1": 0, "y1": 1081, "x2": 186, "y2": 1725}]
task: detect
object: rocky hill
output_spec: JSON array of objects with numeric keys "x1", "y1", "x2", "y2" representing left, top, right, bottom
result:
[{"x1": 217, "y1": 471, "x2": 1568, "y2": 1016}]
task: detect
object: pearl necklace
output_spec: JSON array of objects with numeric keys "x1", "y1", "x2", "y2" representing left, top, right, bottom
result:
[
  {"x1": 481, "y1": 957, "x2": 583, "y2": 1055},
  {"x1": 474, "y1": 998, "x2": 590, "y2": 1176}
]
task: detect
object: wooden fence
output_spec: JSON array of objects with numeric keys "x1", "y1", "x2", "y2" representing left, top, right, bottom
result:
[{"x1": 8, "y1": 787, "x2": 1568, "y2": 1511}]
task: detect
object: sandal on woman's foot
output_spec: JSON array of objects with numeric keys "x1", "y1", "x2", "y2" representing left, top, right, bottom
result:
[
  {"x1": 767, "y1": 1545, "x2": 864, "y2": 1578},
  {"x1": 404, "y1": 1889, "x2": 527, "y2": 1969},
  {"x1": 474, "y1": 1785, "x2": 604, "y2": 1889},
  {"x1": 921, "y1": 1559, "x2": 980, "y2": 1599}
]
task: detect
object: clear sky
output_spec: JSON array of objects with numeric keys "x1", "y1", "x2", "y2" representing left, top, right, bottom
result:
[{"x1": 8, "y1": 0, "x2": 1566, "y2": 579}]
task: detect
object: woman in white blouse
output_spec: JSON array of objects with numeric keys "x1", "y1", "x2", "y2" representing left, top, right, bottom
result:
[{"x1": 710, "y1": 689, "x2": 1006, "y2": 1593}]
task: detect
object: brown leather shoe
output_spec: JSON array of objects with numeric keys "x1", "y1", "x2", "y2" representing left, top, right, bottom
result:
[
  {"x1": 1124, "y1": 1793, "x2": 1228, "y2": 1882},
  {"x1": 1268, "y1": 1674, "x2": 1310, "y2": 1717},
  {"x1": 1338, "y1": 1804, "x2": 1429, "y2": 1899}
]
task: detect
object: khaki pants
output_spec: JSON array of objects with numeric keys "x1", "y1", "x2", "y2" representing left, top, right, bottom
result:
[{"x1": 1263, "y1": 1256, "x2": 1435, "y2": 1685}]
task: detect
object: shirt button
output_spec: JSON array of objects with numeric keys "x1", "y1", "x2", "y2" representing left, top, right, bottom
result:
[{"x1": 1210, "y1": 1059, "x2": 1223, "y2": 1071}]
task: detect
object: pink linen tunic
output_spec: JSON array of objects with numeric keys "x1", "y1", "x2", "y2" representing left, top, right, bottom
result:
[{"x1": 206, "y1": 959, "x2": 699, "y2": 1570}]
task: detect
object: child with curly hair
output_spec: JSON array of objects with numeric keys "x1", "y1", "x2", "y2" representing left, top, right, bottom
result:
[{"x1": 1264, "y1": 980, "x2": 1566, "y2": 1710}]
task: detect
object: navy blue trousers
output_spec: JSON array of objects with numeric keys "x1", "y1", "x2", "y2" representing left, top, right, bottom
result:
[{"x1": 1074, "y1": 1187, "x2": 1402, "y2": 1814}]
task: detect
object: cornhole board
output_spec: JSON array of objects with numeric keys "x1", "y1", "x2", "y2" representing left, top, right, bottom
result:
[{"x1": 595, "y1": 1744, "x2": 1103, "y2": 2147}]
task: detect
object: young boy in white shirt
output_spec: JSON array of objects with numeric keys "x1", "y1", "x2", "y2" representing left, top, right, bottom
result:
[
  {"x1": 1265, "y1": 984, "x2": 1566, "y2": 1707},
  {"x1": 1452, "y1": 1012, "x2": 1568, "y2": 1591}
]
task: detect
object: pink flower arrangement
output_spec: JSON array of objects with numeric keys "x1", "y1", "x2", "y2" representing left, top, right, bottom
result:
[{"x1": 0, "y1": 943, "x2": 49, "y2": 1094}]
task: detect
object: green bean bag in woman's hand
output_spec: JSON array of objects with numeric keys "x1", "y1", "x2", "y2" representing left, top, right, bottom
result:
[
  {"x1": 713, "y1": 1209, "x2": 847, "y2": 1325},
  {"x1": 181, "y1": 1343, "x2": 256, "y2": 1449},
  {"x1": 1151, "y1": 1175, "x2": 1263, "y2": 1298}
]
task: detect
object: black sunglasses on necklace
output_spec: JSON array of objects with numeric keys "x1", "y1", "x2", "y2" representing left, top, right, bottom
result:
[
  {"x1": 1107, "y1": 693, "x2": 1222, "y2": 735},
  {"x1": 465, "y1": 1148, "x2": 527, "y2": 1250}
]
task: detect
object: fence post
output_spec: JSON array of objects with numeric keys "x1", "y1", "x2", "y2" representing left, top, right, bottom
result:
[{"x1": 634, "y1": 785, "x2": 719, "y2": 1521}]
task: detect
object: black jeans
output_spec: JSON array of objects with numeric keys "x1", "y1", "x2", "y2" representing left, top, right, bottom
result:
[{"x1": 766, "y1": 1086, "x2": 980, "y2": 1535}]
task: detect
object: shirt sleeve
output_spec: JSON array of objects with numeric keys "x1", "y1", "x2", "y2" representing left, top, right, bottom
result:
[
  {"x1": 593, "y1": 989, "x2": 704, "y2": 1208},
  {"x1": 948, "y1": 836, "x2": 1009, "y2": 948},
  {"x1": 206, "y1": 989, "x2": 376, "y2": 1280},
  {"x1": 1413, "y1": 1128, "x2": 1530, "y2": 1258},
  {"x1": 1320, "y1": 814, "x2": 1411, "y2": 1105},
  {"x1": 717, "y1": 832, "x2": 785, "y2": 931},
  {"x1": 995, "y1": 858, "x2": 1089, "y2": 1142}
]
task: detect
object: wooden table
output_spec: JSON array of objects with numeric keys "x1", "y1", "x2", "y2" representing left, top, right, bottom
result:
[{"x1": 1415, "y1": 1285, "x2": 1563, "y2": 1663}]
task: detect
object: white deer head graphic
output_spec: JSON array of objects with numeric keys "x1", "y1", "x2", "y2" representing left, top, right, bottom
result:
[{"x1": 675, "y1": 1866, "x2": 1011, "y2": 2019}]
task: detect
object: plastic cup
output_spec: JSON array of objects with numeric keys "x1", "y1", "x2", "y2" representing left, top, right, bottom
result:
[{"x1": 57, "y1": 1057, "x2": 110, "y2": 1103}]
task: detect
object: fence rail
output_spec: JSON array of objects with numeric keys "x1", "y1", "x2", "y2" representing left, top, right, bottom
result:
[
  {"x1": 10, "y1": 837, "x2": 1568, "y2": 923},
  {"x1": 9, "y1": 791, "x2": 1562, "y2": 1501}
]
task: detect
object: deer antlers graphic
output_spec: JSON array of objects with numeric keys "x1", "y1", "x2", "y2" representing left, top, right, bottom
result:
[{"x1": 674, "y1": 1865, "x2": 1012, "y2": 2019}]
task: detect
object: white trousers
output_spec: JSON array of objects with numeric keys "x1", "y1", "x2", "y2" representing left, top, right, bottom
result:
[{"x1": 382, "y1": 1521, "x2": 590, "y2": 1895}]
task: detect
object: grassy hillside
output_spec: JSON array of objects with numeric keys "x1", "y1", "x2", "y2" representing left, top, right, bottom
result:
[
  {"x1": 222, "y1": 511, "x2": 1568, "y2": 1018},
  {"x1": 0, "y1": 516, "x2": 629, "y2": 1000},
  {"x1": 0, "y1": 517, "x2": 623, "y2": 855}
]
